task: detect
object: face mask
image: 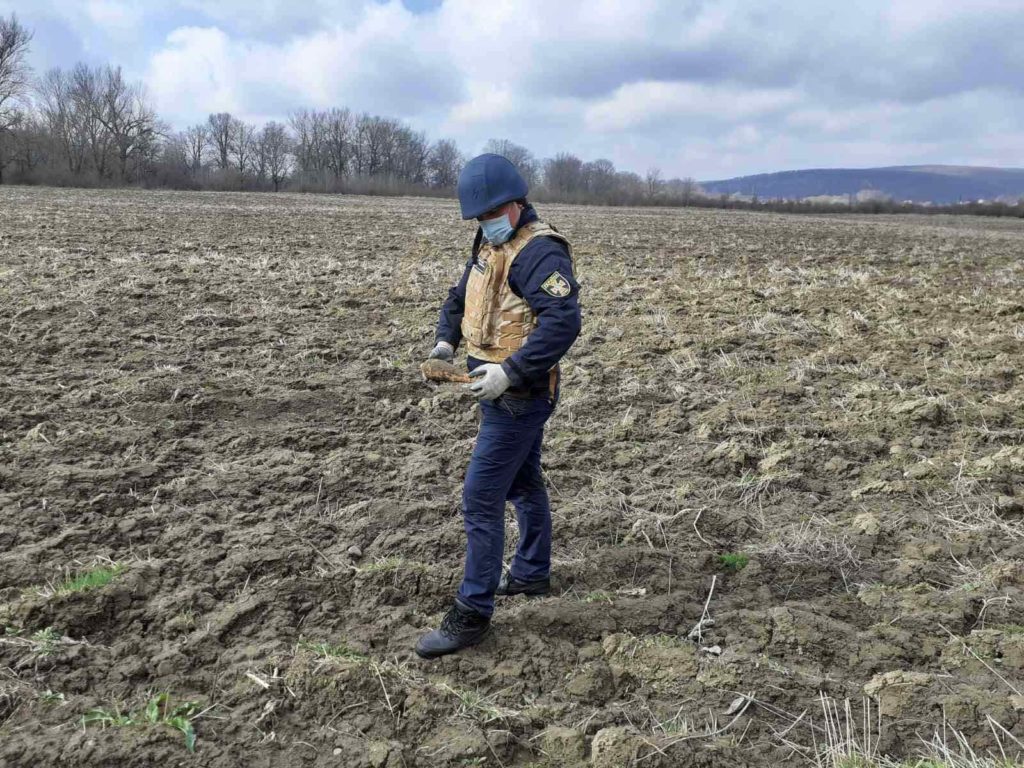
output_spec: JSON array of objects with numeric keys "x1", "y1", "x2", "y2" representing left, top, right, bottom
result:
[{"x1": 480, "y1": 214, "x2": 514, "y2": 245}]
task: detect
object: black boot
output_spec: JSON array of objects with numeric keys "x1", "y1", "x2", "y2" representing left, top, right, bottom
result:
[
  {"x1": 415, "y1": 599, "x2": 491, "y2": 659},
  {"x1": 495, "y1": 572, "x2": 550, "y2": 597}
]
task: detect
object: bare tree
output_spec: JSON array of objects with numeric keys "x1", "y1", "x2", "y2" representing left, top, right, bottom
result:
[
  {"x1": 258, "y1": 121, "x2": 291, "y2": 191},
  {"x1": 36, "y1": 64, "x2": 155, "y2": 182},
  {"x1": 616, "y1": 170, "x2": 645, "y2": 200},
  {"x1": 288, "y1": 108, "x2": 312, "y2": 174},
  {"x1": 253, "y1": 130, "x2": 268, "y2": 185},
  {"x1": 0, "y1": 14, "x2": 33, "y2": 183},
  {"x1": 233, "y1": 119, "x2": 256, "y2": 180},
  {"x1": 70, "y1": 64, "x2": 113, "y2": 179},
  {"x1": 666, "y1": 176, "x2": 699, "y2": 204},
  {"x1": 183, "y1": 124, "x2": 207, "y2": 175},
  {"x1": 162, "y1": 131, "x2": 189, "y2": 173},
  {"x1": 9, "y1": 110, "x2": 43, "y2": 178},
  {"x1": 94, "y1": 66, "x2": 156, "y2": 181},
  {"x1": 207, "y1": 112, "x2": 233, "y2": 170},
  {"x1": 645, "y1": 166, "x2": 663, "y2": 199},
  {"x1": 392, "y1": 126, "x2": 429, "y2": 184},
  {"x1": 354, "y1": 114, "x2": 386, "y2": 177},
  {"x1": 36, "y1": 67, "x2": 88, "y2": 175},
  {"x1": 683, "y1": 177, "x2": 699, "y2": 201},
  {"x1": 583, "y1": 158, "x2": 616, "y2": 197},
  {"x1": 544, "y1": 153, "x2": 584, "y2": 196},
  {"x1": 428, "y1": 138, "x2": 462, "y2": 190},
  {"x1": 289, "y1": 108, "x2": 327, "y2": 179},
  {"x1": 323, "y1": 107, "x2": 352, "y2": 179}
]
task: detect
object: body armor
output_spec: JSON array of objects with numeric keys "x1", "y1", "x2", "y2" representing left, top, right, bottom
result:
[{"x1": 462, "y1": 221, "x2": 573, "y2": 364}]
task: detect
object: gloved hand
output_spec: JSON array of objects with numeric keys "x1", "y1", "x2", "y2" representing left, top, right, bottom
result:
[
  {"x1": 428, "y1": 341, "x2": 454, "y2": 363},
  {"x1": 465, "y1": 363, "x2": 510, "y2": 401}
]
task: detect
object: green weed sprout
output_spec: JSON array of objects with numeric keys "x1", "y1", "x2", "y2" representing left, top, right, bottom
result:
[
  {"x1": 719, "y1": 553, "x2": 749, "y2": 571},
  {"x1": 82, "y1": 693, "x2": 200, "y2": 753}
]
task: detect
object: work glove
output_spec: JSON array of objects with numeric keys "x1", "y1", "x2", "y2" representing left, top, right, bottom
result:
[
  {"x1": 465, "y1": 363, "x2": 510, "y2": 401},
  {"x1": 428, "y1": 341, "x2": 454, "y2": 363}
]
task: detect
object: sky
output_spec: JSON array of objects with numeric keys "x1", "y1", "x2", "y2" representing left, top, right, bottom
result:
[{"x1": 3, "y1": 0, "x2": 1023, "y2": 180}]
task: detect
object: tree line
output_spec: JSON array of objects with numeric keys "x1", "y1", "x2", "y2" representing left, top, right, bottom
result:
[
  {"x1": 1, "y1": 15, "x2": 1021, "y2": 217},
  {"x1": 0, "y1": 15, "x2": 705, "y2": 205}
]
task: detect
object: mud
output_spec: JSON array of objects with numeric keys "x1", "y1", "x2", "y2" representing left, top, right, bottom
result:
[{"x1": 1, "y1": 187, "x2": 1022, "y2": 766}]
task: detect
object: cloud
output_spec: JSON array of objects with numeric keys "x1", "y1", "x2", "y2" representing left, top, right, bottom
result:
[
  {"x1": 446, "y1": 82, "x2": 515, "y2": 127},
  {"x1": 584, "y1": 81, "x2": 801, "y2": 132},
  {"x1": 7, "y1": 0, "x2": 1024, "y2": 177},
  {"x1": 171, "y1": 0, "x2": 369, "y2": 39},
  {"x1": 147, "y1": 27, "x2": 242, "y2": 121},
  {"x1": 145, "y1": 2, "x2": 464, "y2": 126},
  {"x1": 85, "y1": 0, "x2": 142, "y2": 35}
]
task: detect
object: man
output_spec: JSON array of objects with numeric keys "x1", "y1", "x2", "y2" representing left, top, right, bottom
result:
[{"x1": 415, "y1": 153, "x2": 582, "y2": 659}]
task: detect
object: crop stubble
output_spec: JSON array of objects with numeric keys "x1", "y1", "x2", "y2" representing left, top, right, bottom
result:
[{"x1": 0, "y1": 187, "x2": 1022, "y2": 766}]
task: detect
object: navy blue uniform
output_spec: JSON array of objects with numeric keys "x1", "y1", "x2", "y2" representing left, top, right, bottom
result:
[
  {"x1": 435, "y1": 204, "x2": 581, "y2": 398},
  {"x1": 435, "y1": 204, "x2": 581, "y2": 617}
]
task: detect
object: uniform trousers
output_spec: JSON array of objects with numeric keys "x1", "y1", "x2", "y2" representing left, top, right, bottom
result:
[{"x1": 457, "y1": 394, "x2": 554, "y2": 617}]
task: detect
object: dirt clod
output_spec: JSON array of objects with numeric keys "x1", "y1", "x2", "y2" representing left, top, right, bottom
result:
[
  {"x1": 591, "y1": 726, "x2": 644, "y2": 767},
  {"x1": 540, "y1": 726, "x2": 586, "y2": 763}
]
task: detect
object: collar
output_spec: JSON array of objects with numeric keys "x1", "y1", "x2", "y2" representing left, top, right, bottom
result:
[{"x1": 516, "y1": 203, "x2": 539, "y2": 229}]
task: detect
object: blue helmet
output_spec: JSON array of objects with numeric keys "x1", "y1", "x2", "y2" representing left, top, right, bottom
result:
[{"x1": 457, "y1": 153, "x2": 529, "y2": 220}]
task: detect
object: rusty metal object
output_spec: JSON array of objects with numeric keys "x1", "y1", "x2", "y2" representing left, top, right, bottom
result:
[{"x1": 420, "y1": 358, "x2": 472, "y2": 384}]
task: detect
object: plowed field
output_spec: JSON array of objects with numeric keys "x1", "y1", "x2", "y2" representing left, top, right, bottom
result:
[{"x1": 1, "y1": 187, "x2": 1022, "y2": 766}]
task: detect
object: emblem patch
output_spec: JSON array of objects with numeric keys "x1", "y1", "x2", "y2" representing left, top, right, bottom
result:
[{"x1": 540, "y1": 271, "x2": 571, "y2": 298}]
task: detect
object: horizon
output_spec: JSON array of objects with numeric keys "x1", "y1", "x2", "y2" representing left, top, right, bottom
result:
[
  {"x1": 2, "y1": 1, "x2": 1023, "y2": 180},
  {"x1": 701, "y1": 163, "x2": 1024, "y2": 183}
]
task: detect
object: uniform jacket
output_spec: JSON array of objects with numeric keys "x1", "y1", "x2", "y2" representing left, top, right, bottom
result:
[{"x1": 435, "y1": 204, "x2": 582, "y2": 398}]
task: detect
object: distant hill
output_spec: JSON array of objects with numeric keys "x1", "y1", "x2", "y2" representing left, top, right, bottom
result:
[{"x1": 699, "y1": 165, "x2": 1024, "y2": 204}]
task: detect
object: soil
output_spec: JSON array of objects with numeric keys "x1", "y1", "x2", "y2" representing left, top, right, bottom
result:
[{"x1": 1, "y1": 187, "x2": 1022, "y2": 766}]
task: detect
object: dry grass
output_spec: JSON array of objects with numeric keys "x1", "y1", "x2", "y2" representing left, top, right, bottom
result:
[{"x1": 747, "y1": 519, "x2": 862, "y2": 574}]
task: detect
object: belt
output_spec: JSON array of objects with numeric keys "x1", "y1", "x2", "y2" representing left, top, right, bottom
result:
[
  {"x1": 503, "y1": 367, "x2": 560, "y2": 400},
  {"x1": 502, "y1": 387, "x2": 535, "y2": 400}
]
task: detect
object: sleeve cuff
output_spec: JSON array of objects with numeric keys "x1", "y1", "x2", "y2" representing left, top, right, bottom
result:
[{"x1": 501, "y1": 359, "x2": 525, "y2": 388}]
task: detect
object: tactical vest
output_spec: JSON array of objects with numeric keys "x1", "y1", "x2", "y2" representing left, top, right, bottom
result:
[{"x1": 462, "y1": 220, "x2": 573, "y2": 364}]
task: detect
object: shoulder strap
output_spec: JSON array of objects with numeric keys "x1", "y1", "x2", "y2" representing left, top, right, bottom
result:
[
  {"x1": 510, "y1": 221, "x2": 573, "y2": 262},
  {"x1": 471, "y1": 227, "x2": 484, "y2": 258}
]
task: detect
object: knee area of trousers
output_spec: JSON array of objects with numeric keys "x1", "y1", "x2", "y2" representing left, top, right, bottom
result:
[
  {"x1": 510, "y1": 472, "x2": 545, "y2": 491},
  {"x1": 508, "y1": 483, "x2": 549, "y2": 504},
  {"x1": 463, "y1": 479, "x2": 504, "y2": 507},
  {"x1": 462, "y1": 493, "x2": 504, "y2": 520}
]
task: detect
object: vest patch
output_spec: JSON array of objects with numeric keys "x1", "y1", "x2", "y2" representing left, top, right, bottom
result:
[{"x1": 540, "y1": 271, "x2": 571, "y2": 298}]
